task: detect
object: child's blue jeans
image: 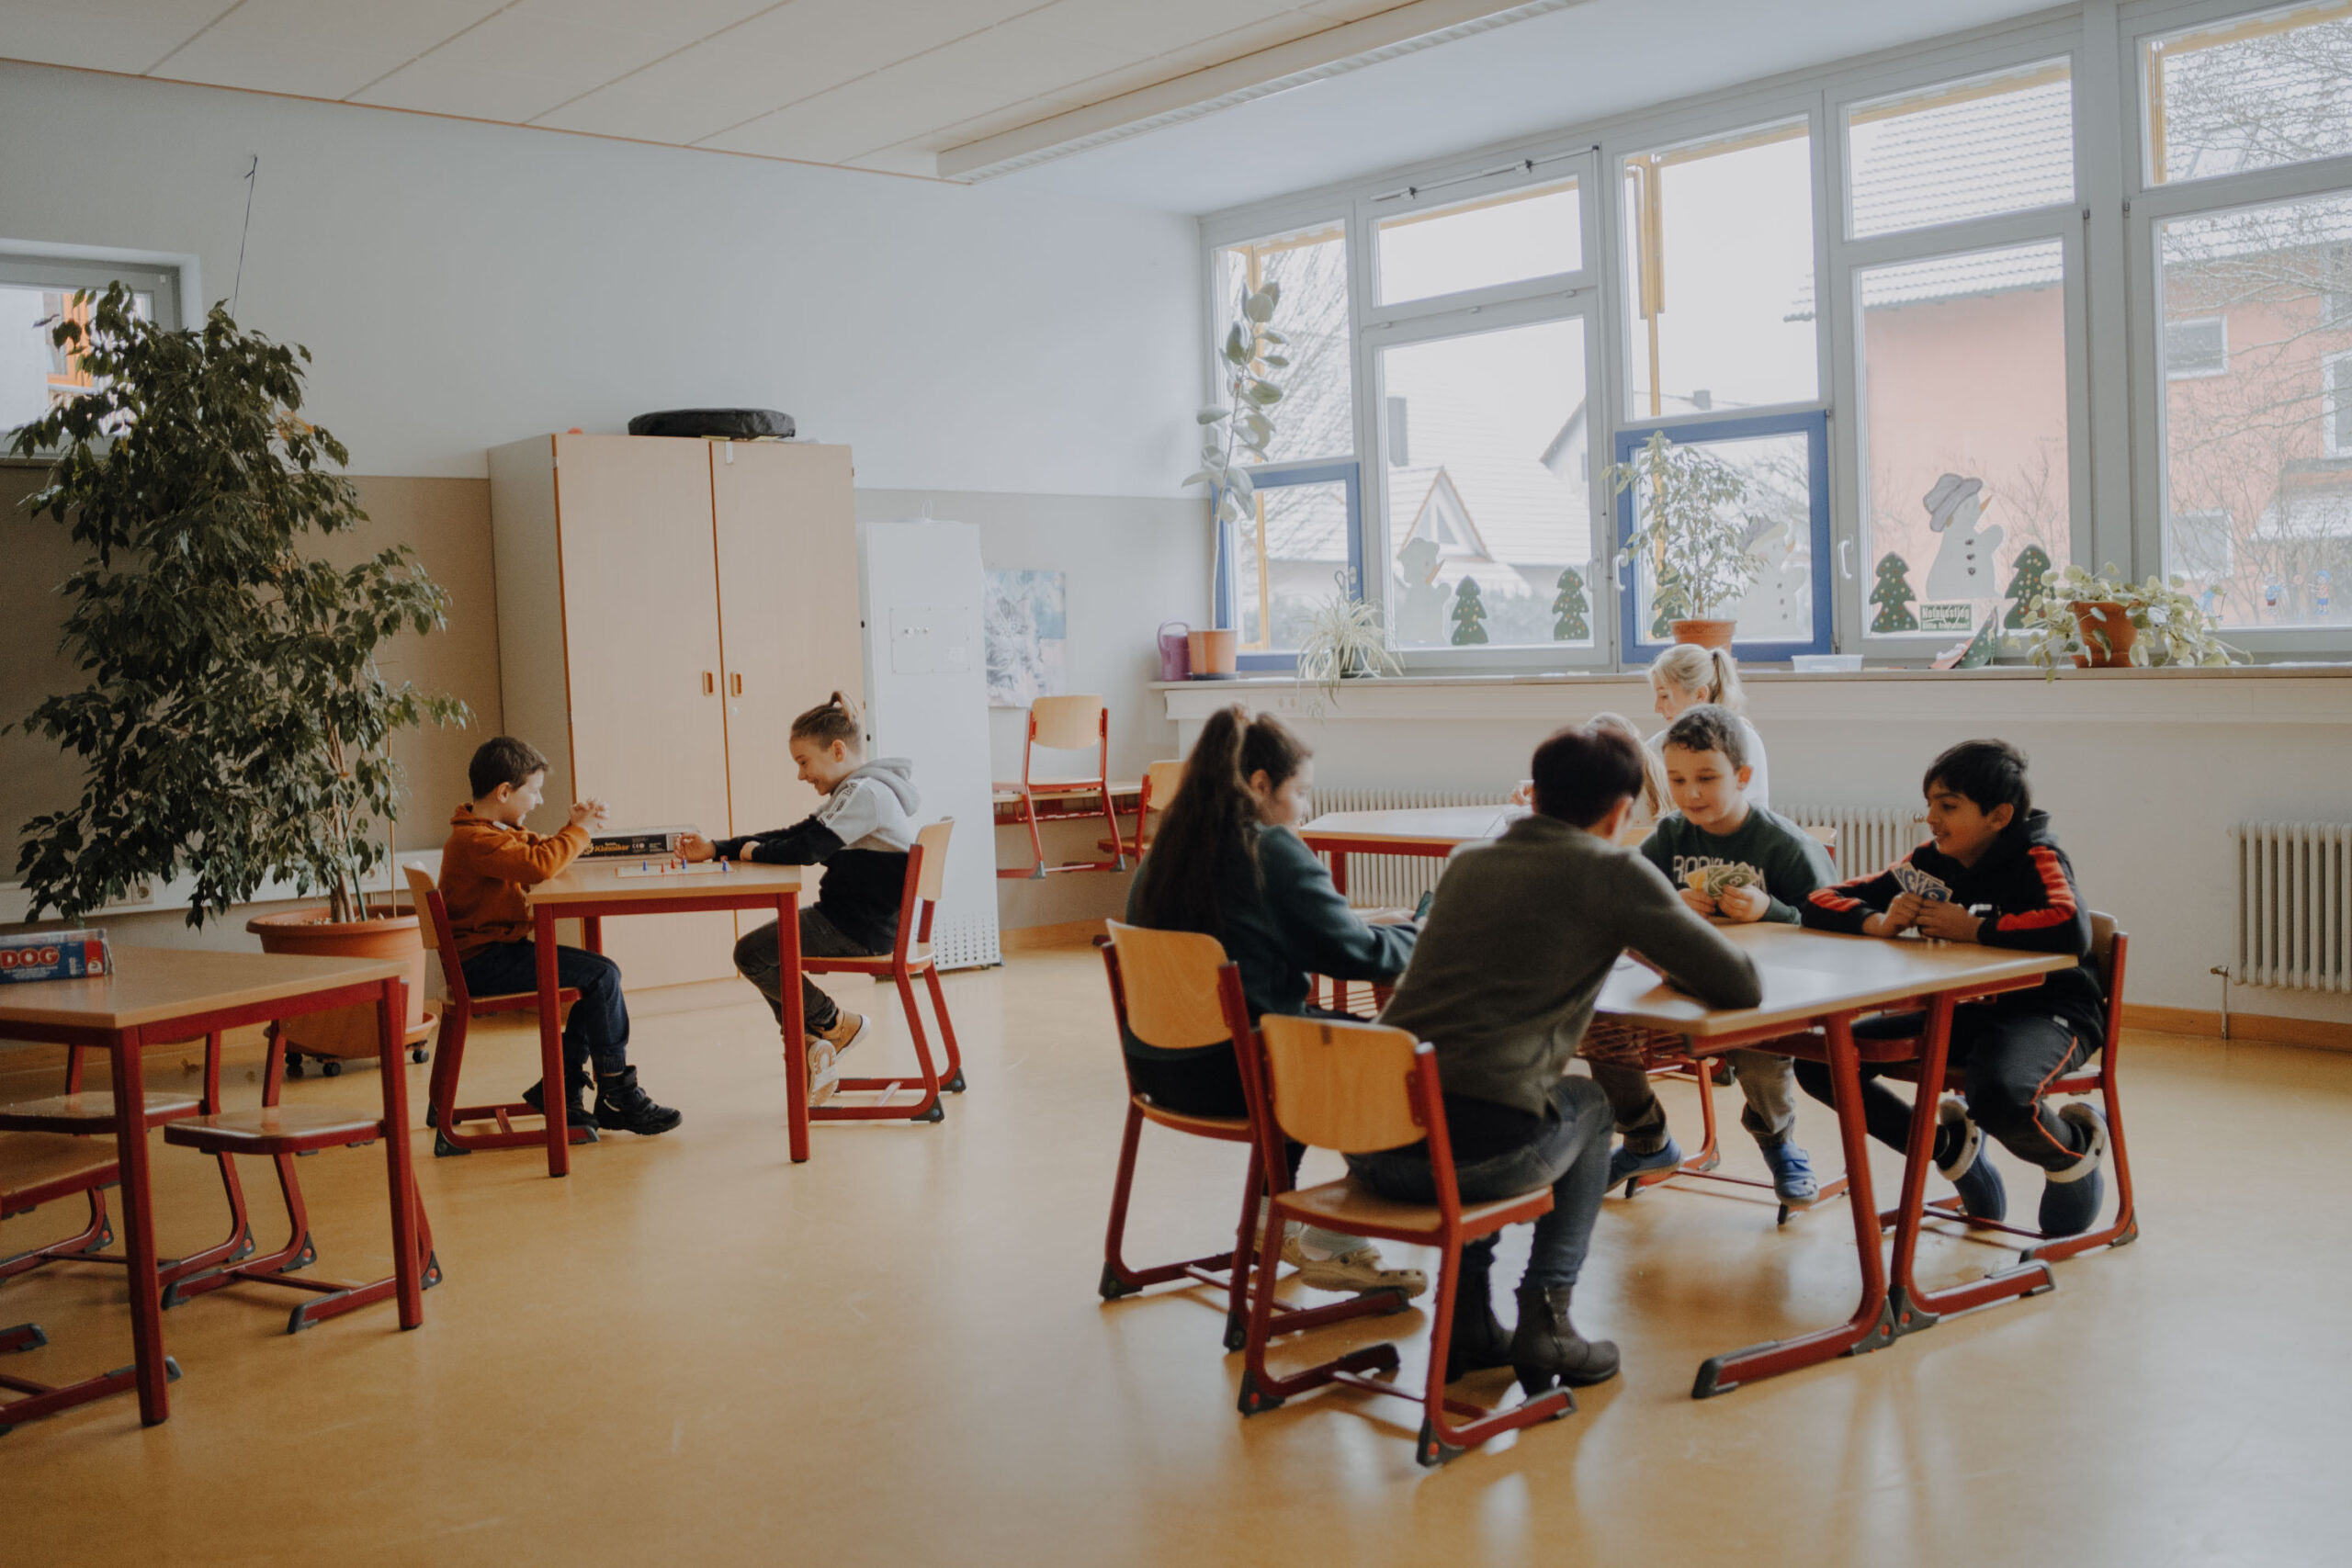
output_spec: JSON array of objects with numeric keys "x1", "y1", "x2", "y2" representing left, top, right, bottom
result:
[{"x1": 458, "y1": 940, "x2": 630, "y2": 1077}]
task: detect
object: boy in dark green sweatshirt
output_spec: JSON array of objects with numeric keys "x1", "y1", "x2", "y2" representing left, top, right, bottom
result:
[{"x1": 1592, "y1": 705, "x2": 1834, "y2": 1205}]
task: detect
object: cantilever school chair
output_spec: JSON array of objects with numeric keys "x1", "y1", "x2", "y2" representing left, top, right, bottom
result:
[
  {"x1": 1096, "y1": 921, "x2": 1408, "y2": 1352},
  {"x1": 803, "y1": 818, "x2": 965, "y2": 1123},
  {"x1": 997, "y1": 695, "x2": 1132, "y2": 879},
  {"x1": 1101, "y1": 759, "x2": 1185, "y2": 861},
  {"x1": 1237, "y1": 1014, "x2": 1573, "y2": 1467},
  {"x1": 403, "y1": 865, "x2": 593, "y2": 1159}
]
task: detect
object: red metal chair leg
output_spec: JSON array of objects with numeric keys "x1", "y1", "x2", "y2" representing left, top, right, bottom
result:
[
  {"x1": 1413, "y1": 1241, "x2": 1572, "y2": 1467},
  {"x1": 824, "y1": 966, "x2": 945, "y2": 1122},
  {"x1": 0, "y1": 1189, "x2": 114, "y2": 1282},
  {"x1": 998, "y1": 792, "x2": 1048, "y2": 880},
  {"x1": 921, "y1": 964, "x2": 967, "y2": 1093},
  {"x1": 2022, "y1": 1072, "x2": 2138, "y2": 1263},
  {"x1": 1097, "y1": 784, "x2": 1128, "y2": 872}
]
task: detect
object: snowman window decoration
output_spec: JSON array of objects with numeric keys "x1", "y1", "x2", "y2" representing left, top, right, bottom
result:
[{"x1": 1920, "y1": 473, "x2": 2004, "y2": 604}]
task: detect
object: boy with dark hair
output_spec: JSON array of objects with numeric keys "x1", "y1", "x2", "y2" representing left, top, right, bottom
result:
[
  {"x1": 439, "y1": 736, "x2": 682, "y2": 1136},
  {"x1": 1797, "y1": 739, "x2": 2109, "y2": 1235},
  {"x1": 1356, "y1": 723, "x2": 1761, "y2": 1395},
  {"x1": 1592, "y1": 705, "x2": 1836, "y2": 1204}
]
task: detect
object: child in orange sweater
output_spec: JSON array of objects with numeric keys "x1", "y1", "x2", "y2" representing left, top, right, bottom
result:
[{"x1": 440, "y1": 736, "x2": 681, "y2": 1136}]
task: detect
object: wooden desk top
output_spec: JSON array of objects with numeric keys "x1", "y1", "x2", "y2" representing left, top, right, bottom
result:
[
  {"x1": 1595, "y1": 922, "x2": 2075, "y2": 1036},
  {"x1": 1297, "y1": 806, "x2": 1524, "y2": 848},
  {"x1": 0, "y1": 947, "x2": 406, "y2": 1032},
  {"x1": 525, "y1": 860, "x2": 803, "y2": 908}
]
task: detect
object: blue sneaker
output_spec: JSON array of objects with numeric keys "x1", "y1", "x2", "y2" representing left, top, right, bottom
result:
[
  {"x1": 2037, "y1": 1103, "x2": 2109, "y2": 1237},
  {"x1": 1936, "y1": 1099, "x2": 2007, "y2": 1222},
  {"x1": 1759, "y1": 1140, "x2": 1819, "y2": 1205},
  {"x1": 1607, "y1": 1137, "x2": 1683, "y2": 1190}
]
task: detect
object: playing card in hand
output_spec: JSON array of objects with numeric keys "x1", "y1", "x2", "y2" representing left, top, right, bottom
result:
[
  {"x1": 1893, "y1": 862, "x2": 1951, "y2": 904},
  {"x1": 1683, "y1": 864, "x2": 1761, "y2": 901}
]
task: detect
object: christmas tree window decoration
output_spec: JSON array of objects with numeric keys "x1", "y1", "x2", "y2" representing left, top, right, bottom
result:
[
  {"x1": 2002, "y1": 543, "x2": 2054, "y2": 629},
  {"x1": 1870, "y1": 551, "x2": 1919, "y2": 633},
  {"x1": 1450, "y1": 577, "x2": 1490, "y2": 645},
  {"x1": 1552, "y1": 565, "x2": 1589, "y2": 640}
]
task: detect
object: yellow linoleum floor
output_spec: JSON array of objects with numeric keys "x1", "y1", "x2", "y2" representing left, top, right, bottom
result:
[{"x1": 3, "y1": 937, "x2": 2347, "y2": 1567}]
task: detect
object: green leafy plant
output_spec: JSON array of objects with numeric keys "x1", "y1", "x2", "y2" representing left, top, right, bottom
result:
[
  {"x1": 1293, "y1": 572, "x2": 1401, "y2": 716},
  {"x1": 1186, "y1": 278, "x2": 1283, "y2": 613},
  {"x1": 7, "y1": 284, "x2": 467, "y2": 926},
  {"x1": 1604, "y1": 430, "x2": 1762, "y2": 622},
  {"x1": 2014, "y1": 562, "x2": 2245, "y2": 677}
]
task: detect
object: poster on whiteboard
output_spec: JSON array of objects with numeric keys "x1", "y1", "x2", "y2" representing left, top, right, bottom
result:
[{"x1": 984, "y1": 569, "x2": 1065, "y2": 708}]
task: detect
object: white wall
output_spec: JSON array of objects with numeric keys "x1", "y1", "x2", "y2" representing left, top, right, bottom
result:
[{"x1": 0, "y1": 61, "x2": 1200, "y2": 493}]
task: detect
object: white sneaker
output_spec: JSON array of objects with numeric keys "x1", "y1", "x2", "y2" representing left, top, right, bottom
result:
[
  {"x1": 1281, "y1": 1225, "x2": 1427, "y2": 1299},
  {"x1": 806, "y1": 1040, "x2": 840, "y2": 1106}
]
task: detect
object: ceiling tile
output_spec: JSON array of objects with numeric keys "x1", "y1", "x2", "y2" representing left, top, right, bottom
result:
[
  {"x1": 1052, "y1": 56, "x2": 1196, "y2": 107},
  {"x1": 1298, "y1": 0, "x2": 1402, "y2": 20},
  {"x1": 1034, "y1": 0, "x2": 1296, "y2": 58},
  {"x1": 353, "y1": 57, "x2": 582, "y2": 123},
  {"x1": 146, "y1": 28, "x2": 405, "y2": 99},
  {"x1": 0, "y1": 0, "x2": 229, "y2": 73},
  {"x1": 1158, "y1": 10, "x2": 1329, "y2": 73},
  {"x1": 506, "y1": 0, "x2": 779, "y2": 51},
  {"x1": 153, "y1": 0, "x2": 504, "y2": 73},
  {"x1": 409, "y1": 9, "x2": 666, "y2": 83},
  {"x1": 840, "y1": 144, "x2": 944, "y2": 177}
]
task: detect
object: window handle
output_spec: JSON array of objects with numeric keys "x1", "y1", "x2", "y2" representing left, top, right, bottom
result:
[
  {"x1": 1838, "y1": 539, "x2": 1855, "y2": 581},
  {"x1": 1612, "y1": 550, "x2": 1630, "y2": 590}
]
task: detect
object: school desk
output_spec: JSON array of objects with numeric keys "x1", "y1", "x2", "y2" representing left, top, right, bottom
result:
[
  {"x1": 0, "y1": 947, "x2": 418, "y2": 1428},
  {"x1": 521, "y1": 860, "x2": 811, "y2": 1170},
  {"x1": 1295, "y1": 805, "x2": 1521, "y2": 895}
]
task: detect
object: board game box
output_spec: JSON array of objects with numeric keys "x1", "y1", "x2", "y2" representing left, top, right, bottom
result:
[{"x1": 0, "y1": 929, "x2": 114, "y2": 984}]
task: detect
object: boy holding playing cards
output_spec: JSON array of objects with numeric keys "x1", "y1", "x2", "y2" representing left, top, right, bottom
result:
[
  {"x1": 1798, "y1": 739, "x2": 2111, "y2": 1236},
  {"x1": 1591, "y1": 705, "x2": 1835, "y2": 1205}
]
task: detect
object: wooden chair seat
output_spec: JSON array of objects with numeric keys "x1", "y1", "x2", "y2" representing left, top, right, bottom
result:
[
  {"x1": 0, "y1": 1090, "x2": 204, "y2": 1134},
  {"x1": 164, "y1": 1105, "x2": 387, "y2": 1156},
  {"x1": 806, "y1": 943, "x2": 931, "y2": 976},
  {"x1": 1279, "y1": 1175, "x2": 1549, "y2": 1242},
  {"x1": 997, "y1": 777, "x2": 1139, "y2": 796},
  {"x1": 1132, "y1": 1096, "x2": 1251, "y2": 1141},
  {"x1": 0, "y1": 1132, "x2": 119, "y2": 1215}
]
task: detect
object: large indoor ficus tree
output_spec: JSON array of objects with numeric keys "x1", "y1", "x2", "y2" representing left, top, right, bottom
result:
[
  {"x1": 8, "y1": 283, "x2": 465, "y2": 926},
  {"x1": 1186, "y1": 276, "x2": 1284, "y2": 602}
]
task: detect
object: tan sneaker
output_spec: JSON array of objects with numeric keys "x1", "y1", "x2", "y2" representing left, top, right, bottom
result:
[
  {"x1": 825, "y1": 1011, "x2": 870, "y2": 1058},
  {"x1": 1282, "y1": 1226, "x2": 1427, "y2": 1299}
]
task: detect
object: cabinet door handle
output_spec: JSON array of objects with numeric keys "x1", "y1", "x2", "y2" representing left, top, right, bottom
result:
[
  {"x1": 731, "y1": 672, "x2": 743, "y2": 695},
  {"x1": 703, "y1": 671, "x2": 715, "y2": 694}
]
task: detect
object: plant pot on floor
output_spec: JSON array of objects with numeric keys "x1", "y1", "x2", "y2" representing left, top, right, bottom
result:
[
  {"x1": 247, "y1": 908, "x2": 433, "y2": 1069},
  {"x1": 1188, "y1": 627, "x2": 1239, "y2": 678},
  {"x1": 1668, "y1": 618, "x2": 1737, "y2": 650},
  {"x1": 2067, "y1": 600, "x2": 2138, "y2": 667}
]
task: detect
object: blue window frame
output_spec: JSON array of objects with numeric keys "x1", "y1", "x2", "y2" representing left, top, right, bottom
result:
[
  {"x1": 1214, "y1": 459, "x2": 1364, "y2": 671},
  {"x1": 1612, "y1": 409, "x2": 1832, "y2": 662}
]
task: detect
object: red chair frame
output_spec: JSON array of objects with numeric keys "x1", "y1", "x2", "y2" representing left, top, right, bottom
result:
[
  {"x1": 803, "y1": 819, "x2": 967, "y2": 1122},
  {"x1": 997, "y1": 697, "x2": 1129, "y2": 879},
  {"x1": 1236, "y1": 1015, "x2": 1574, "y2": 1468}
]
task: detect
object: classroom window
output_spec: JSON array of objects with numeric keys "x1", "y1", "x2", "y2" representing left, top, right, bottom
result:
[
  {"x1": 1233, "y1": 468, "x2": 1359, "y2": 654},
  {"x1": 0, "y1": 258, "x2": 176, "y2": 442},
  {"x1": 1377, "y1": 317, "x2": 1594, "y2": 649},
  {"x1": 1845, "y1": 59, "x2": 2075, "y2": 240},
  {"x1": 1623, "y1": 118, "x2": 1818, "y2": 420},
  {"x1": 2167, "y1": 508, "x2": 2236, "y2": 582},
  {"x1": 2324, "y1": 243, "x2": 2352, "y2": 323},
  {"x1": 2144, "y1": 2, "x2": 2352, "y2": 186},
  {"x1": 2157, "y1": 189, "x2": 2352, "y2": 627},
  {"x1": 2165, "y1": 315, "x2": 2230, "y2": 378},
  {"x1": 1855, "y1": 240, "x2": 2074, "y2": 636},
  {"x1": 1214, "y1": 222, "x2": 1353, "y2": 467},
  {"x1": 1374, "y1": 177, "x2": 1582, "y2": 305}
]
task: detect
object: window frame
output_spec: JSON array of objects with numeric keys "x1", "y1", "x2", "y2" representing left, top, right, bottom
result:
[
  {"x1": 1216, "y1": 458, "x2": 1365, "y2": 670},
  {"x1": 0, "y1": 248, "x2": 187, "y2": 457}
]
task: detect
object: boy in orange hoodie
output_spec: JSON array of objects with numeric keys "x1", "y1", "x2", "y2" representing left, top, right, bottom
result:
[{"x1": 440, "y1": 737, "x2": 681, "y2": 1136}]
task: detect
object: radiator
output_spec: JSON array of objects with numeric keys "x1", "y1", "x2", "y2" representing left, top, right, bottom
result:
[
  {"x1": 1778, "y1": 804, "x2": 1928, "y2": 879},
  {"x1": 2233, "y1": 822, "x2": 2352, "y2": 992},
  {"x1": 1311, "y1": 786, "x2": 1510, "y2": 908}
]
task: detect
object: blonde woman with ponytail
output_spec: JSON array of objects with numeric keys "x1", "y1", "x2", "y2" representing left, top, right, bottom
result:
[
  {"x1": 1648, "y1": 645, "x2": 1770, "y2": 809},
  {"x1": 681, "y1": 693, "x2": 922, "y2": 1106}
]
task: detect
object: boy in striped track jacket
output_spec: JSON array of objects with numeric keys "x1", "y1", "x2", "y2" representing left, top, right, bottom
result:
[{"x1": 1796, "y1": 739, "x2": 2113, "y2": 1237}]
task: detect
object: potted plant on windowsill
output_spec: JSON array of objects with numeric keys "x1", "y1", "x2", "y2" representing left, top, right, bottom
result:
[
  {"x1": 8, "y1": 284, "x2": 467, "y2": 1060},
  {"x1": 2014, "y1": 563, "x2": 2245, "y2": 675},
  {"x1": 1293, "y1": 571, "x2": 1402, "y2": 716},
  {"x1": 1603, "y1": 429, "x2": 1762, "y2": 649},
  {"x1": 1185, "y1": 276, "x2": 1286, "y2": 678}
]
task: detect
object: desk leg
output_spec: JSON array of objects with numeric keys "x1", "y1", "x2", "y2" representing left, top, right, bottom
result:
[
  {"x1": 1328, "y1": 851, "x2": 1349, "y2": 898},
  {"x1": 582, "y1": 916, "x2": 603, "y2": 953},
  {"x1": 1693, "y1": 1012, "x2": 1894, "y2": 1398},
  {"x1": 778, "y1": 892, "x2": 808, "y2": 1163},
  {"x1": 379, "y1": 978, "x2": 426, "y2": 1330},
  {"x1": 114, "y1": 1030, "x2": 170, "y2": 1425},
  {"x1": 536, "y1": 908, "x2": 571, "y2": 1178}
]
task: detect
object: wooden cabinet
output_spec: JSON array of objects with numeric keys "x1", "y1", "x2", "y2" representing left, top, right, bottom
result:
[{"x1": 488, "y1": 434, "x2": 860, "y2": 988}]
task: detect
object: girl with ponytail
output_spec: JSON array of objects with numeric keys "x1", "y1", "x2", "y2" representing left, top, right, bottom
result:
[
  {"x1": 1125, "y1": 705, "x2": 1426, "y2": 1300},
  {"x1": 1648, "y1": 645, "x2": 1770, "y2": 809}
]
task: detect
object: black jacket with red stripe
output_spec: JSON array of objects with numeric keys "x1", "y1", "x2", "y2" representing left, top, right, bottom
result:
[{"x1": 1802, "y1": 809, "x2": 2104, "y2": 1039}]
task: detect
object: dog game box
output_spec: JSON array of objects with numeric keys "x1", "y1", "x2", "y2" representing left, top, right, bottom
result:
[{"x1": 0, "y1": 929, "x2": 114, "y2": 984}]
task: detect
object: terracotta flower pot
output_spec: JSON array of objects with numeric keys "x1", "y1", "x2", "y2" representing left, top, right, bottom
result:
[
  {"x1": 1669, "y1": 618, "x2": 1737, "y2": 650},
  {"x1": 247, "y1": 908, "x2": 431, "y2": 1062},
  {"x1": 2067, "y1": 600, "x2": 2137, "y2": 668},
  {"x1": 1188, "y1": 627, "x2": 1239, "y2": 678}
]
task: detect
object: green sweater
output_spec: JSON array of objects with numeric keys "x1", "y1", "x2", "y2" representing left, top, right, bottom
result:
[
  {"x1": 1377, "y1": 814, "x2": 1760, "y2": 1122},
  {"x1": 1639, "y1": 807, "x2": 1834, "y2": 924}
]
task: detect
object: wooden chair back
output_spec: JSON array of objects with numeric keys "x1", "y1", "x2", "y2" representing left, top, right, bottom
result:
[
  {"x1": 914, "y1": 819, "x2": 954, "y2": 905},
  {"x1": 403, "y1": 865, "x2": 469, "y2": 1009},
  {"x1": 1257, "y1": 1014, "x2": 1427, "y2": 1155},
  {"x1": 1103, "y1": 921, "x2": 1231, "y2": 1051},
  {"x1": 2089, "y1": 911, "x2": 2126, "y2": 1052},
  {"x1": 1031, "y1": 694, "x2": 1106, "y2": 752},
  {"x1": 1144, "y1": 759, "x2": 1185, "y2": 811}
]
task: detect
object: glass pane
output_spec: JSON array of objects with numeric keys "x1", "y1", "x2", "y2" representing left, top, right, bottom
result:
[
  {"x1": 1380, "y1": 318, "x2": 1592, "y2": 649},
  {"x1": 2157, "y1": 190, "x2": 2352, "y2": 628},
  {"x1": 2146, "y1": 3, "x2": 2352, "y2": 186},
  {"x1": 0, "y1": 286, "x2": 153, "y2": 439},
  {"x1": 1215, "y1": 223, "x2": 1352, "y2": 466},
  {"x1": 1623, "y1": 119, "x2": 1818, "y2": 419},
  {"x1": 1626, "y1": 431, "x2": 1815, "y2": 644},
  {"x1": 1237, "y1": 479, "x2": 1351, "y2": 652},
  {"x1": 1856, "y1": 241, "x2": 2072, "y2": 637},
  {"x1": 1846, "y1": 60, "x2": 2074, "y2": 239},
  {"x1": 1375, "y1": 178, "x2": 1581, "y2": 304}
]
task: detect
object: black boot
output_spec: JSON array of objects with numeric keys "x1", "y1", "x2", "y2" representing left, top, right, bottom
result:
[
  {"x1": 1510, "y1": 1282, "x2": 1620, "y2": 1396},
  {"x1": 593, "y1": 1066, "x2": 683, "y2": 1135},
  {"x1": 1443, "y1": 1254, "x2": 1514, "y2": 1382},
  {"x1": 522, "y1": 1065, "x2": 594, "y2": 1123}
]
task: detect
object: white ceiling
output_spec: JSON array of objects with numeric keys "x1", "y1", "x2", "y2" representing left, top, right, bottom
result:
[{"x1": 0, "y1": 0, "x2": 2069, "y2": 208}]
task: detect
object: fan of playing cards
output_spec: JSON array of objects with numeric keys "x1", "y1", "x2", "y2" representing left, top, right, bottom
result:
[
  {"x1": 1681, "y1": 863, "x2": 1762, "y2": 901},
  {"x1": 1893, "y1": 863, "x2": 1952, "y2": 903}
]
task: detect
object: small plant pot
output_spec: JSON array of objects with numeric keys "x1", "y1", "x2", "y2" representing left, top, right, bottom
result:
[
  {"x1": 2067, "y1": 600, "x2": 2137, "y2": 668},
  {"x1": 248, "y1": 908, "x2": 431, "y2": 1062},
  {"x1": 1188, "y1": 627, "x2": 1239, "y2": 678},
  {"x1": 1668, "y1": 618, "x2": 1737, "y2": 650}
]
